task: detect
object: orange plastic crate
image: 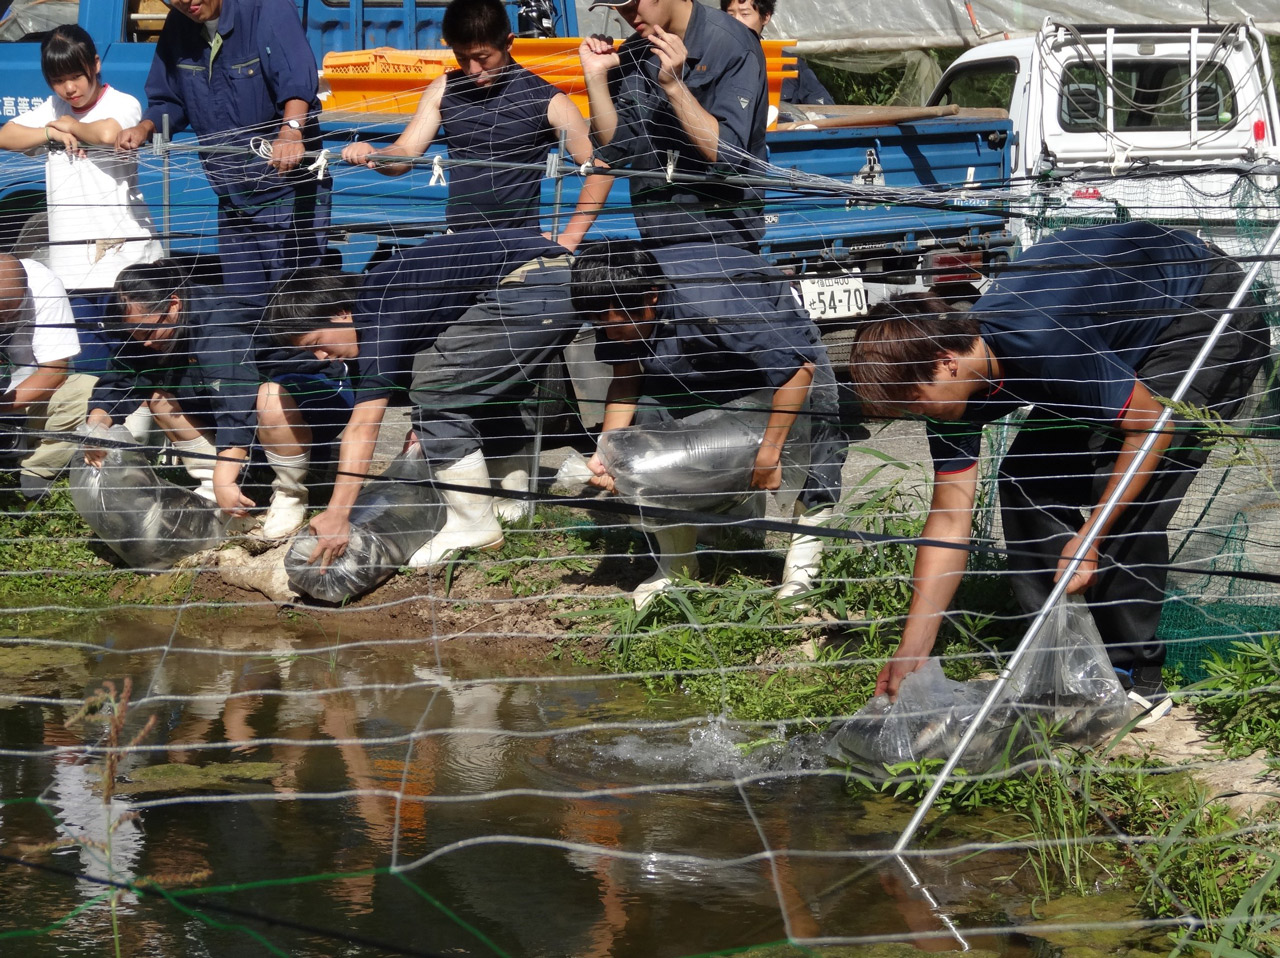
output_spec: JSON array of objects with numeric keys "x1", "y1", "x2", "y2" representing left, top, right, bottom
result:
[{"x1": 322, "y1": 37, "x2": 796, "y2": 121}]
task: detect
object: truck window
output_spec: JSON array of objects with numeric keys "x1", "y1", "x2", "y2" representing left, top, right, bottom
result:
[
  {"x1": 1059, "y1": 60, "x2": 1238, "y2": 132},
  {"x1": 0, "y1": 0, "x2": 78, "y2": 42},
  {"x1": 930, "y1": 58, "x2": 1018, "y2": 112}
]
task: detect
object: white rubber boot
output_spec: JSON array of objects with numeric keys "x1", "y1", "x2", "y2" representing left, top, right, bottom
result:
[
  {"x1": 173, "y1": 435, "x2": 217, "y2": 503},
  {"x1": 490, "y1": 448, "x2": 534, "y2": 523},
  {"x1": 258, "y1": 451, "x2": 310, "y2": 540},
  {"x1": 632, "y1": 524, "x2": 700, "y2": 611},
  {"x1": 778, "y1": 504, "x2": 834, "y2": 603},
  {"x1": 406, "y1": 451, "x2": 504, "y2": 570}
]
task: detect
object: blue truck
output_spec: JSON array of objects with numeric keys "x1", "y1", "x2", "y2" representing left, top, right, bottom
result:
[{"x1": 0, "y1": 0, "x2": 1014, "y2": 325}]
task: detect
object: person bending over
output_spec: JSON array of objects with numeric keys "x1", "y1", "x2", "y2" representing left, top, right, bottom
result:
[
  {"x1": 570, "y1": 239, "x2": 845, "y2": 608},
  {"x1": 848, "y1": 221, "x2": 1269, "y2": 701}
]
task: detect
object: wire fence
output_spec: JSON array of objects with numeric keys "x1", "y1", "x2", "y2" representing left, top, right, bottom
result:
[{"x1": 2, "y1": 86, "x2": 1280, "y2": 956}]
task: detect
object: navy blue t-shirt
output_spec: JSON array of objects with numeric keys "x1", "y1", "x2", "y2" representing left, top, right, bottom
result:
[
  {"x1": 440, "y1": 63, "x2": 559, "y2": 232},
  {"x1": 926, "y1": 222, "x2": 1217, "y2": 474},
  {"x1": 595, "y1": 243, "x2": 820, "y2": 410},
  {"x1": 350, "y1": 228, "x2": 564, "y2": 404}
]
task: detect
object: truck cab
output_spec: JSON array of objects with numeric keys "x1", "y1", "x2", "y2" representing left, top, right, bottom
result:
[{"x1": 929, "y1": 20, "x2": 1279, "y2": 179}]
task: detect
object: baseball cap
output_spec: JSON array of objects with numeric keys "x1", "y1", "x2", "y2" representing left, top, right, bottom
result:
[{"x1": 587, "y1": 0, "x2": 634, "y2": 8}]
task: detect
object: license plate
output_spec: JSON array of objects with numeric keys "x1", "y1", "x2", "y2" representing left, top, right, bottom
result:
[{"x1": 800, "y1": 272, "x2": 868, "y2": 322}]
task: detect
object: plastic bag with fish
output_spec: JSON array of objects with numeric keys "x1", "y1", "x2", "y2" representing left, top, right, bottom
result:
[
  {"x1": 69, "y1": 425, "x2": 223, "y2": 569},
  {"x1": 596, "y1": 392, "x2": 812, "y2": 513},
  {"x1": 286, "y1": 447, "x2": 445, "y2": 603},
  {"x1": 826, "y1": 597, "x2": 1130, "y2": 776}
]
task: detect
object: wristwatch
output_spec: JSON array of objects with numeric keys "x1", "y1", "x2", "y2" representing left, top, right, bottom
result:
[{"x1": 282, "y1": 118, "x2": 303, "y2": 133}]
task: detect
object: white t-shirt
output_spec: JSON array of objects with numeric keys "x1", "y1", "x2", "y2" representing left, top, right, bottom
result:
[
  {"x1": 13, "y1": 86, "x2": 162, "y2": 291},
  {"x1": 4, "y1": 259, "x2": 78, "y2": 394}
]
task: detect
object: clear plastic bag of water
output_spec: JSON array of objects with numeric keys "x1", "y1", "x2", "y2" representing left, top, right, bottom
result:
[
  {"x1": 596, "y1": 393, "x2": 812, "y2": 512},
  {"x1": 69, "y1": 425, "x2": 223, "y2": 569},
  {"x1": 286, "y1": 448, "x2": 445, "y2": 603},
  {"x1": 827, "y1": 597, "x2": 1131, "y2": 775}
]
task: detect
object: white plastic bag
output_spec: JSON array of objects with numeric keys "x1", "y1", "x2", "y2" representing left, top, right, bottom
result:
[
  {"x1": 69, "y1": 426, "x2": 223, "y2": 570},
  {"x1": 827, "y1": 597, "x2": 1131, "y2": 775}
]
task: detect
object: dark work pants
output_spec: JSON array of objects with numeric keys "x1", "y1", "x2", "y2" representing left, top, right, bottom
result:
[
  {"x1": 998, "y1": 257, "x2": 1269, "y2": 669},
  {"x1": 409, "y1": 255, "x2": 579, "y2": 467},
  {"x1": 217, "y1": 177, "x2": 331, "y2": 303}
]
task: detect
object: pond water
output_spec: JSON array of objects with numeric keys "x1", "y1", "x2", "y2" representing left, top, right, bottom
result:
[{"x1": 0, "y1": 610, "x2": 1159, "y2": 957}]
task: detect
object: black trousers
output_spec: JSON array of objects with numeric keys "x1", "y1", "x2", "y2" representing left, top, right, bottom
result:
[{"x1": 998, "y1": 257, "x2": 1269, "y2": 669}]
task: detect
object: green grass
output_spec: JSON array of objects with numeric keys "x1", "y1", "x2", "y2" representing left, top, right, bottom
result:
[
  {"x1": 1192, "y1": 635, "x2": 1280, "y2": 762},
  {"x1": 0, "y1": 481, "x2": 134, "y2": 606}
]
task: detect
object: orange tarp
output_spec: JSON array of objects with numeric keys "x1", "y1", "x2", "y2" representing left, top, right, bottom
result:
[{"x1": 322, "y1": 37, "x2": 797, "y2": 119}]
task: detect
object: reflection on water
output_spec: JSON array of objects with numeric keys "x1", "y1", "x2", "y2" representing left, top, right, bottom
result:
[{"x1": 0, "y1": 611, "x2": 1150, "y2": 957}]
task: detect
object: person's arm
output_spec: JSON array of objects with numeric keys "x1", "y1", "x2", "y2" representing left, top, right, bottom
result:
[
  {"x1": 587, "y1": 360, "x2": 643, "y2": 493},
  {"x1": 341, "y1": 77, "x2": 444, "y2": 176},
  {"x1": 648, "y1": 25, "x2": 721, "y2": 163},
  {"x1": 213, "y1": 445, "x2": 253, "y2": 517},
  {"x1": 876, "y1": 465, "x2": 978, "y2": 699},
  {"x1": 2, "y1": 361, "x2": 69, "y2": 412},
  {"x1": 0, "y1": 117, "x2": 70, "y2": 152},
  {"x1": 307, "y1": 397, "x2": 389, "y2": 567},
  {"x1": 751, "y1": 361, "x2": 813, "y2": 491},
  {"x1": 268, "y1": 97, "x2": 310, "y2": 172},
  {"x1": 1056, "y1": 380, "x2": 1173, "y2": 594},
  {"x1": 83, "y1": 406, "x2": 115, "y2": 467},
  {"x1": 546, "y1": 93, "x2": 614, "y2": 252},
  {"x1": 46, "y1": 114, "x2": 123, "y2": 148},
  {"x1": 580, "y1": 35, "x2": 621, "y2": 147}
]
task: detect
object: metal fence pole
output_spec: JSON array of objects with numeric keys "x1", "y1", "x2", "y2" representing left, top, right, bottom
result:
[
  {"x1": 892, "y1": 219, "x2": 1280, "y2": 854},
  {"x1": 159, "y1": 113, "x2": 171, "y2": 257}
]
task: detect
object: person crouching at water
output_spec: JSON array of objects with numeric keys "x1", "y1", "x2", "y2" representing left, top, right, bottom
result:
[
  {"x1": 259, "y1": 228, "x2": 580, "y2": 571},
  {"x1": 569, "y1": 239, "x2": 845, "y2": 608},
  {"x1": 85, "y1": 260, "x2": 262, "y2": 524}
]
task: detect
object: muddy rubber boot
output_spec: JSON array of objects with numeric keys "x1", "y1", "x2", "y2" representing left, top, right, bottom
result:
[
  {"x1": 490, "y1": 447, "x2": 534, "y2": 523},
  {"x1": 173, "y1": 435, "x2": 218, "y2": 503},
  {"x1": 258, "y1": 451, "x2": 310, "y2": 540},
  {"x1": 777, "y1": 504, "x2": 834, "y2": 604},
  {"x1": 632, "y1": 524, "x2": 700, "y2": 611},
  {"x1": 406, "y1": 451, "x2": 504, "y2": 571}
]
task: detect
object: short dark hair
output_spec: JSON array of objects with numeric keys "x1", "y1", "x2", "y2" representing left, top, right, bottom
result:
[
  {"x1": 41, "y1": 24, "x2": 98, "y2": 87},
  {"x1": 263, "y1": 267, "x2": 359, "y2": 345},
  {"x1": 720, "y1": 0, "x2": 776, "y2": 17},
  {"x1": 848, "y1": 292, "x2": 981, "y2": 409},
  {"x1": 442, "y1": 0, "x2": 513, "y2": 49},
  {"x1": 570, "y1": 240, "x2": 667, "y2": 318},
  {"x1": 111, "y1": 259, "x2": 190, "y2": 321}
]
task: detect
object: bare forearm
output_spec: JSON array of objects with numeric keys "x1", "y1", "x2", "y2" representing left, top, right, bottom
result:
[
  {"x1": 585, "y1": 74, "x2": 619, "y2": 146},
  {"x1": 555, "y1": 167, "x2": 615, "y2": 251},
  {"x1": 663, "y1": 81, "x2": 720, "y2": 162},
  {"x1": 760, "y1": 364, "x2": 812, "y2": 453},
  {"x1": 5, "y1": 368, "x2": 67, "y2": 411},
  {"x1": 326, "y1": 404, "x2": 387, "y2": 517},
  {"x1": 0, "y1": 122, "x2": 49, "y2": 152}
]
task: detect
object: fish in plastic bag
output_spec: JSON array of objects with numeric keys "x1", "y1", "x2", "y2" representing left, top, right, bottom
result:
[
  {"x1": 596, "y1": 393, "x2": 812, "y2": 512},
  {"x1": 827, "y1": 596, "x2": 1131, "y2": 776},
  {"x1": 69, "y1": 426, "x2": 223, "y2": 570},
  {"x1": 286, "y1": 448, "x2": 445, "y2": 603}
]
